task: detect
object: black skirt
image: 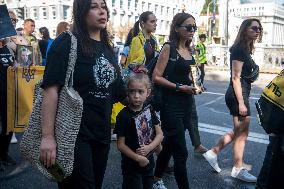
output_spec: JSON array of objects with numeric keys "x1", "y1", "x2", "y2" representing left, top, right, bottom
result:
[{"x1": 225, "y1": 81, "x2": 251, "y2": 116}]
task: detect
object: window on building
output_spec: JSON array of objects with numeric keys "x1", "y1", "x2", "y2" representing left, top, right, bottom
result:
[
  {"x1": 128, "y1": 0, "x2": 131, "y2": 9},
  {"x1": 63, "y1": 5, "x2": 69, "y2": 20},
  {"x1": 167, "y1": 7, "x2": 170, "y2": 15},
  {"x1": 33, "y1": 8, "x2": 38, "y2": 19},
  {"x1": 135, "y1": 0, "x2": 138, "y2": 11},
  {"x1": 142, "y1": 2, "x2": 145, "y2": 11},
  {"x1": 112, "y1": 0, "x2": 115, "y2": 7},
  {"x1": 42, "y1": 7, "x2": 47, "y2": 19},
  {"x1": 161, "y1": 6, "x2": 164, "y2": 15},
  {"x1": 148, "y1": 3, "x2": 151, "y2": 11},
  {"x1": 120, "y1": 0, "x2": 123, "y2": 9},
  {"x1": 155, "y1": 5, "x2": 158, "y2": 14},
  {"x1": 51, "y1": 6, "x2": 56, "y2": 19}
]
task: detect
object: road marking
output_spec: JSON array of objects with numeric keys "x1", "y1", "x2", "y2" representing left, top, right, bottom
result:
[
  {"x1": 203, "y1": 91, "x2": 260, "y2": 100},
  {"x1": 199, "y1": 122, "x2": 269, "y2": 144},
  {"x1": 198, "y1": 96, "x2": 224, "y2": 107}
]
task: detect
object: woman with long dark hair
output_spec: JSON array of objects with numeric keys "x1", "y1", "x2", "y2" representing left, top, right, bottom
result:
[
  {"x1": 39, "y1": 0, "x2": 126, "y2": 188},
  {"x1": 39, "y1": 27, "x2": 53, "y2": 66},
  {"x1": 203, "y1": 18, "x2": 262, "y2": 182},
  {"x1": 152, "y1": 13, "x2": 197, "y2": 189},
  {"x1": 126, "y1": 11, "x2": 158, "y2": 68}
]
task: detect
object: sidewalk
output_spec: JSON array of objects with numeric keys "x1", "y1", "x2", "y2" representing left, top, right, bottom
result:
[{"x1": 205, "y1": 69, "x2": 278, "y2": 88}]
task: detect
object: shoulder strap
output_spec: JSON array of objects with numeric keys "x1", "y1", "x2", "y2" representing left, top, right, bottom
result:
[{"x1": 64, "y1": 31, "x2": 77, "y2": 87}]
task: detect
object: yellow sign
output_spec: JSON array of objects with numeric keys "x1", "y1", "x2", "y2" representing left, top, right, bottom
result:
[{"x1": 7, "y1": 66, "x2": 45, "y2": 134}]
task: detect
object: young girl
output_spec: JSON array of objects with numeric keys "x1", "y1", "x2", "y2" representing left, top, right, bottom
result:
[{"x1": 114, "y1": 72, "x2": 163, "y2": 189}]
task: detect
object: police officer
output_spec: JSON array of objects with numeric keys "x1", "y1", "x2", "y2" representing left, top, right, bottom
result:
[{"x1": 195, "y1": 34, "x2": 207, "y2": 90}]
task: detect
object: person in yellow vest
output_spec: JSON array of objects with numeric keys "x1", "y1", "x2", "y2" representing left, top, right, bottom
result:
[
  {"x1": 195, "y1": 34, "x2": 207, "y2": 90},
  {"x1": 126, "y1": 11, "x2": 159, "y2": 69}
]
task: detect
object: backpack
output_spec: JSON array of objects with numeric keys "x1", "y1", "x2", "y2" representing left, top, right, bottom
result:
[{"x1": 147, "y1": 42, "x2": 178, "y2": 111}]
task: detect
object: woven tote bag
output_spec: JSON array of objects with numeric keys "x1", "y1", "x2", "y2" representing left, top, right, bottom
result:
[{"x1": 20, "y1": 31, "x2": 83, "y2": 180}]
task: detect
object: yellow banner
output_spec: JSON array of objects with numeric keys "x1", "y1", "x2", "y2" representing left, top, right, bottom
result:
[
  {"x1": 7, "y1": 66, "x2": 45, "y2": 134},
  {"x1": 262, "y1": 69, "x2": 284, "y2": 110}
]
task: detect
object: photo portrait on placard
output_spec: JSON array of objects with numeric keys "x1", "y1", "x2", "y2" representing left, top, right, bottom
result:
[
  {"x1": 134, "y1": 108, "x2": 155, "y2": 146},
  {"x1": 16, "y1": 45, "x2": 33, "y2": 67}
]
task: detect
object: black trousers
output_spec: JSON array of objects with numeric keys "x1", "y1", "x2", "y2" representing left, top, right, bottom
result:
[
  {"x1": 186, "y1": 96, "x2": 201, "y2": 148},
  {"x1": 155, "y1": 102, "x2": 192, "y2": 189},
  {"x1": 58, "y1": 135, "x2": 110, "y2": 189},
  {"x1": 198, "y1": 64, "x2": 205, "y2": 84},
  {"x1": 0, "y1": 91, "x2": 13, "y2": 158},
  {"x1": 256, "y1": 136, "x2": 284, "y2": 189},
  {"x1": 122, "y1": 170, "x2": 154, "y2": 189}
]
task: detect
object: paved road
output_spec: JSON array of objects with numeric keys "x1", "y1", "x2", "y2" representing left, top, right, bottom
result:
[{"x1": 0, "y1": 79, "x2": 268, "y2": 189}]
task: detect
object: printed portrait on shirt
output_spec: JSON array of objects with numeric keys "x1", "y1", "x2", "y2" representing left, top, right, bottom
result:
[
  {"x1": 16, "y1": 45, "x2": 33, "y2": 67},
  {"x1": 134, "y1": 108, "x2": 155, "y2": 146},
  {"x1": 93, "y1": 55, "x2": 116, "y2": 98}
]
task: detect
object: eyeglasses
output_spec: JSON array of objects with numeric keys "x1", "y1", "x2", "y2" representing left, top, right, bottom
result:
[
  {"x1": 10, "y1": 18, "x2": 18, "y2": 23},
  {"x1": 179, "y1": 25, "x2": 197, "y2": 32},
  {"x1": 250, "y1": 26, "x2": 262, "y2": 32}
]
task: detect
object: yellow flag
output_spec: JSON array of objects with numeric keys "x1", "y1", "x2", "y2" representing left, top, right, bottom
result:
[
  {"x1": 111, "y1": 102, "x2": 125, "y2": 125},
  {"x1": 7, "y1": 66, "x2": 45, "y2": 134},
  {"x1": 262, "y1": 70, "x2": 284, "y2": 110}
]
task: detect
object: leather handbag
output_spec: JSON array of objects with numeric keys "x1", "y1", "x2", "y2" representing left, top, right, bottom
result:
[{"x1": 20, "y1": 31, "x2": 83, "y2": 180}]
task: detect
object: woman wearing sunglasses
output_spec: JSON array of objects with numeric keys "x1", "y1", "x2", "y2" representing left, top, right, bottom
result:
[
  {"x1": 152, "y1": 13, "x2": 197, "y2": 189},
  {"x1": 203, "y1": 18, "x2": 263, "y2": 182}
]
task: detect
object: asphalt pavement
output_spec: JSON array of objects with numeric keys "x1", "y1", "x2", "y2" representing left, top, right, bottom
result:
[{"x1": 0, "y1": 74, "x2": 272, "y2": 189}]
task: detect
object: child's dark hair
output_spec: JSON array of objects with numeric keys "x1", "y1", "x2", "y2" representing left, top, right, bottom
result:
[
  {"x1": 126, "y1": 71, "x2": 151, "y2": 90},
  {"x1": 199, "y1": 34, "x2": 206, "y2": 39}
]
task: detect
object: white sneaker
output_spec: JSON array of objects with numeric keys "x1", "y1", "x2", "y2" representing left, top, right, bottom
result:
[
  {"x1": 231, "y1": 167, "x2": 257, "y2": 183},
  {"x1": 111, "y1": 134, "x2": 117, "y2": 141},
  {"x1": 202, "y1": 150, "x2": 221, "y2": 173},
  {"x1": 10, "y1": 133, "x2": 17, "y2": 144},
  {"x1": 153, "y1": 180, "x2": 167, "y2": 189}
]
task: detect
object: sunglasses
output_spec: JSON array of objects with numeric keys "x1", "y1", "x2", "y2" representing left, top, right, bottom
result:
[
  {"x1": 10, "y1": 18, "x2": 18, "y2": 23},
  {"x1": 250, "y1": 26, "x2": 262, "y2": 32},
  {"x1": 179, "y1": 25, "x2": 197, "y2": 32}
]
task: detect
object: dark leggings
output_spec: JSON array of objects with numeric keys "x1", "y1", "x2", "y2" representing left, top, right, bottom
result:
[
  {"x1": 0, "y1": 92, "x2": 13, "y2": 158},
  {"x1": 198, "y1": 64, "x2": 205, "y2": 84},
  {"x1": 155, "y1": 102, "x2": 191, "y2": 189},
  {"x1": 122, "y1": 172, "x2": 154, "y2": 189},
  {"x1": 186, "y1": 96, "x2": 201, "y2": 148},
  {"x1": 58, "y1": 136, "x2": 110, "y2": 189},
  {"x1": 256, "y1": 136, "x2": 284, "y2": 189}
]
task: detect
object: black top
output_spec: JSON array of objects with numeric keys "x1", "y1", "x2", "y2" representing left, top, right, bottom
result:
[
  {"x1": 230, "y1": 45, "x2": 255, "y2": 85},
  {"x1": 144, "y1": 38, "x2": 156, "y2": 66},
  {"x1": 163, "y1": 45, "x2": 195, "y2": 104},
  {"x1": 42, "y1": 33, "x2": 127, "y2": 144},
  {"x1": 114, "y1": 105, "x2": 160, "y2": 173},
  {"x1": 39, "y1": 39, "x2": 48, "y2": 59},
  {"x1": 0, "y1": 45, "x2": 13, "y2": 93}
]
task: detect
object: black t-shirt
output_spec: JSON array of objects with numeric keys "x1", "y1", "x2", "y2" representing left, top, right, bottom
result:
[
  {"x1": 230, "y1": 45, "x2": 255, "y2": 85},
  {"x1": 42, "y1": 33, "x2": 127, "y2": 144},
  {"x1": 114, "y1": 105, "x2": 160, "y2": 173},
  {"x1": 144, "y1": 38, "x2": 156, "y2": 66},
  {"x1": 0, "y1": 45, "x2": 14, "y2": 93},
  {"x1": 39, "y1": 40, "x2": 48, "y2": 59}
]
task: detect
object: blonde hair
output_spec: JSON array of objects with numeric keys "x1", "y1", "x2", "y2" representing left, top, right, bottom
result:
[{"x1": 127, "y1": 72, "x2": 151, "y2": 90}]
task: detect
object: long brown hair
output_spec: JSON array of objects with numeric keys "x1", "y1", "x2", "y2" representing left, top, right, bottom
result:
[
  {"x1": 169, "y1": 13, "x2": 195, "y2": 49},
  {"x1": 72, "y1": 0, "x2": 112, "y2": 57},
  {"x1": 230, "y1": 18, "x2": 263, "y2": 54},
  {"x1": 56, "y1": 22, "x2": 70, "y2": 37},
  {"x1": 132, "y1": 11, "x2": 154, "y2": 37}
]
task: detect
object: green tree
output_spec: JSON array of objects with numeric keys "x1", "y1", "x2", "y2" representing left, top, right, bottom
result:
[{"x1": 201, "y1": 0, "x2": 219, "y2": 15}]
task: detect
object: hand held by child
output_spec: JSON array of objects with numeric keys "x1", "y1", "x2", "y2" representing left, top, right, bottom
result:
[{"x1": 136, "y1": 144, "x2": 152, "y2": 156}]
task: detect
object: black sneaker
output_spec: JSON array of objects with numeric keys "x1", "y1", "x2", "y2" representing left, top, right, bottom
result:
[{"x1": 0, "y1": 154, "x2": 16, "y2": 166}]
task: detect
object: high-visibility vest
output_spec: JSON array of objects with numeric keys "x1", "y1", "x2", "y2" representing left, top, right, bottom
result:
[{"x1": 196, "y1": 42, "x2": 207, "y2": 64}]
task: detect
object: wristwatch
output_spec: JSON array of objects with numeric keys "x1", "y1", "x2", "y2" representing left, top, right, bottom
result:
[{"x1": 175, "y1": 83, "x2": 181, "y2": 91}]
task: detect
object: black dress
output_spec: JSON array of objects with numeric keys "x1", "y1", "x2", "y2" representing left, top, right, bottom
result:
[{"x1": 225, "y1": 45, "x2": 256, "y2": 116}]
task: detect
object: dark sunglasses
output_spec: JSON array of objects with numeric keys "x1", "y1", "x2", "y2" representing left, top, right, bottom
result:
[
  {"x1": 179, "y1": 25, "x2": 197, "y2": 32},
  {"x1": 10, "y1": 18, "x2": 18, "y2": 23},
  {"x1": 250, "y1": 26, "x2": 262, "y2": 32}
]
